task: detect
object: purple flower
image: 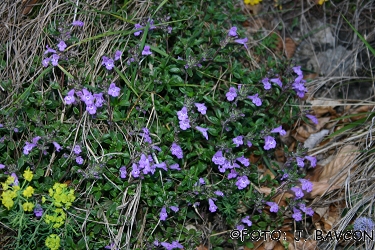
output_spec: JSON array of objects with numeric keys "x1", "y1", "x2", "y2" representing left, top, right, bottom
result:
[
  {"x1": 32, "y1": 136, "x2": 41, "y2": 144},
  {"x1": 131, "y1": 163, "x2": 140, "y2": 178},
  {"x1": 306, "y1": 114, "x2": 318, "y2": 125},
  {"x1": 208, "y1": 198, "x2": 217, "y2": 212},
  {"x1": 247, "y1": 140, "x2": 252, "y2": 147},
  {"x1": 33, "y1": 204, "x2": 44, "y2": 217},
  {"x1": 171, "y1": 241, "x2": 183, "y2": 249},
  {"x1": 142, "y1": 45, "x2": 152, "y2": 56},
  {"x1": 160, "y1": 207, "x2": 168, "y2": 221},
  {"x1": 64, "y1": 89, "x2": 76, "y2": 105},
  {"x1": 281, "y1": 172, "x2": 289, "y2": 180},
  {"x1": 102, "y1": 56, "x2": 114, "y2": 70},
  {"x1": 81, "y1": 88, "x2": 94, "y2": 105},
  {"x1": 292, "y1": 207, "x2": 302, "y2": 221},
  {"x1": 50, "y1": 54, "x2": 59, "y2": 66},
  {"x1": 94, "y1": 93, "x2": 105, "y2": 107},
  {"x1": 305, "y1": 155, "x2": 317, "y2": 167},
  {"x1": 170, "y1": 143, "x2": 183, "y2": 159},
  {"x1": 169, "y1": 163, "x2": 181, "y2": 170},
  {"x1": 73, "y1": 145, "x2": 82, "y2": 155},
  {"x1": 10, "y1": 173, "x2": 19, "y2": 186},
  {"x1": 196, "y1": 126, "x2": 209, "y2": 140},
  {"x1": 167, "y1": 26, "x2": 172, "y2": 33},
  {"x1": 179, "y1": 118, "x2": 191, "y2": 130},
  {"x1": 247, "y1": 93, "x2": 262, "y2": 106},
  {"x1": 76, "y1": 156, "x2": 84, "y2": 165},
  {"x1": 236, "y1": 175, "x2": 250, "y2": 190},
  {"x1": 114, "y1": 50, "x2": 122, "y2": 61},
  {"x1": 291, "y1": 186, "x2": 304, "y2": 199},
  {"x1": 72, "y1": 20, "x2": 84, "y2": 27},
  {"x1": 212, "y1": 150, "x2": 226, "y2": 166},
  {"x1": 233, "y1": 135, "x2": 243, "y2": 147},
  {"x1": 170, "y1": 206, "x2": 179, "y2": 212},
  {"x1": 266, "y1": 202, "x2": 279, "y2": 213},
  {"x1": 263, "y1": 136, "x2": 276, "y2": 150},
  {"x1": 134, "y1": 23, "x2": 143, "y2": 36},
  {"x1": 226, "y1": 87, "x2": 237, "y2": 101},
  {"x1": 241, "y1": 216, "x2": 252, "y2": 226},
  {"x1": 296, "y1": 157, "x2": 304, "y2": 167},
  {"x1": 194, "y1": 103, "x2": 207, "y2": 115},
  {"x1": 23, "y1": 142, "x2": 36, "y2": 155},
  {"x1": 177, "y1": 107, "x2": 188, "y2": 120},
  {"x1": 154, "y1": 240, "x2": 159, "y2": 246},
  {"x1": 214, "y1": 190, "x2": 224, "y2": 196},
  {"x1": 42, "y1": 58, "x2": 50, "y2": 67},
  {"x1": 57, "y1": 40, "x2": 67, "y2": 51},
  {"x1": 237, "y1": 224, "x2": 245, "y2": 230},
  {"x1": 52, "y1": 142, "x2": 62, "y2": 152},
  {"x1": 305, "y1": 207, "x2": 314, "y2": 216},
  {"x1": 300, "y1": 179, "x2": 313, "y2": 193},
  {"x1": 44, "y1": 45, "x2": 56, "y2": 54},
  {"x1": 234, "y1": 37, "x2": 248, "y2": 49},
  {"x1": 292, "y1": 66, "x2": 303, "y2": 76},
  {"x1": 198, "y1": 178, "x2": 205, "y2": 185},
  {"x1": 262, "y1": 78, "x2": 271, "y2": 90},
  {"x1": 236, "y1": 156, "x2": 249, "y2": 166},
  {"x1": 154, "y1": 162, "x2": 167, "y2": 171},
  {"x1": 271, "y1": 125, "x2": 286, "y2": 136},
  {"x1": 228, "y1": 26, "x2": 238, "y2": 37},
  {"x1": 120, "y1": 166, "x2": 127, "y2": 179},
  {"x1": 0, "y1": 164, "x2": 5, "y2": 169},
  {"x1": 354, "y1": 217, "x2": 375, "y2": 233},
  {"x1": 108, "y1": 83, "x2": 121, "y2": 97},
  {"x1": 270, "y1": 78, "x2": 283, "y2": 88}
]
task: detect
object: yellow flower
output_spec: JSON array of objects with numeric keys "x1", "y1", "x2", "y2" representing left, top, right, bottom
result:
[
  {"x1": 1, "y1": 195, "x2": 14, "y2": 210},
  {"x1": 5, "y1": 176, "x2": 15, "y2": 185},
  {"x1": 13, "y1": 185, "x2": 20, "y2": 191},
  {"x1": 45, "y1": 234, "x2": 61, "y2": 250},
  {"x1": 42, "y1": 196, "x2": 46, "y2": 203},
  {"x1": 22, "y1": 202, "x2": 34, "y2": 212},
  {"x1": 244, "y1": 0, "x2": 262, "y2": 5},
  {"x1": 23, "y1": 186, "x2": 35, "y2": 198},
  {"x1": 23, "y1": 169, "x2": 33, "y2": 182},
  {"x1": 317, "y1": 0, "x2": 328, "y2": 4}
]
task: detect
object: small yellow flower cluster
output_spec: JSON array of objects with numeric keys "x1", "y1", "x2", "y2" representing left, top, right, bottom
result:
[
  {"x1": 45, "y1": 234, "x2": 61, "y2": 250},
  {"x1": 0, "y1": 169, "x2": 36, "y2": 211},
  {"x1": 244, "y1": 0, "x2": 262, "y2": 5},
  {"x1": 317, "y1": 0, "x2": 328, "y2": 5},
  {"x1": 48, "y1": 183, "x2": 75, "y2": 209},
  {"x1": 45, "y1": 208, "x2": 66, "y2": 228},
  {"x1": 23, "y1": 168, "x2": 33, "y2": 182},
  {"x1": 1, "y1": 176, "x2": 19, "y2": 210}
]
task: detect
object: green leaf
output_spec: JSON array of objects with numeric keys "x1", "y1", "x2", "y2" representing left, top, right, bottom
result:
[
  {"x1": 73, "y1": 107, "x2": 79, "y2": 115},
  {"x1": 169, "y1": 68, "x2": 181, "y2": 73}
]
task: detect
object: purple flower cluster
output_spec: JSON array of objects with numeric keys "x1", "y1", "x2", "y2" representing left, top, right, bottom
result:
[
  {"x1": 292, "y1": 203, "x2": 314, "y2": 221},
  {"x1": 102, "y1": 50, "x2": 122, "y2": 70},
  {"x1": 292, "y1": 66, "x2": 308, "y2": 98},
  {"x1": 177, "y1": 106, "x2": 190, "y2": 130},
  {"x1": 72, "y1": 145, "x2": 84, "y2": 165},
  {"x1": 64, "y1": 83, "x2": 120, "y2": 115},
  {"x1": 42, "y1": 20, "x2": 84, "y2": 67},
  {"x1": 296, "y1": 155, "x2": 317, "y2": 168}
]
